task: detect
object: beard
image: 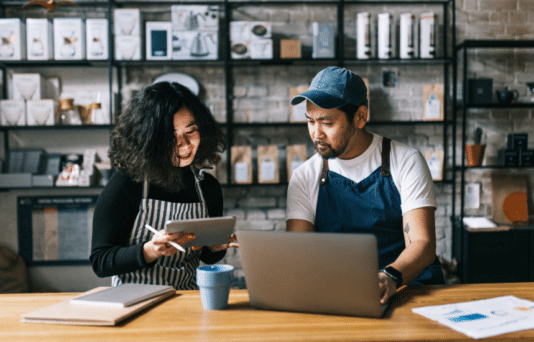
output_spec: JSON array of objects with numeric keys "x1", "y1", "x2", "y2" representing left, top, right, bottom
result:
[{"x1": 314, "y1": 125, "x2": 356, "y2": 159}]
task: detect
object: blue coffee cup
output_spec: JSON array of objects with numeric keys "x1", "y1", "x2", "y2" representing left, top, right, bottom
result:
[{"x1": 196, "y1": 264, "x2": 234, "y2": 310}]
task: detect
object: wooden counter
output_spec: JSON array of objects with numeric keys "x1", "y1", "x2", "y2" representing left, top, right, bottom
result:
[{"x1": 1, "y1": 282, "x2": 534, "y2": 341}]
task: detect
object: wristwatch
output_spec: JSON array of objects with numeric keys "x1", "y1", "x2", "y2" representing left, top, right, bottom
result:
[{"x1": 380, "y1": 266, "x2": 403, "y2": 288}]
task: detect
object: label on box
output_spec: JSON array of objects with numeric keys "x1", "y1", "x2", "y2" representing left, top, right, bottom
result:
[{"x1": 146, "y1": 22, "x2": 172, "y2": 60}]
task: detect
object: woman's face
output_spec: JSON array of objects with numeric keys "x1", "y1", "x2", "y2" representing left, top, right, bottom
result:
[{"x1": 172, "y1": 106, "x2": 200, "y2": 167}]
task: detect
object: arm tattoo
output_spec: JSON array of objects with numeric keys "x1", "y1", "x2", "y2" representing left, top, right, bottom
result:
[{"x1": 404, "y1": 223, "x2": 412, "y2": 244}]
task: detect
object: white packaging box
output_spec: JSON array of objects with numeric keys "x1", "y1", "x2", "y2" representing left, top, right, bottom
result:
[
  {"x1": 249, "y1": 22, "x2": 271, "y2": 40},
  {"x1": 114, "y1": 35, "x2": 141, "y2": 60},
  {"x1": 171, "y1": 5, "x2": 219, "y2": 32},
  {"x1": 356, "y1": 12, "x2": 371, "y2": 59},
  {"x1": 230, "y1": 21, "x2": 250, "y2": 41},
  {"x1": 26, "y1": 18, "x2": 53, "y2": 60},
  {"x1": 250, "y1": 39, "x2": 272, "y2": 59},
  {"x1": 26, "y1": 99, "x2": 56, "y2": 126},
  {"x1": 399, "y1": 13, "x2": 415, "y2": 59},
  {"x1": 420, "y1": 12, "x2": 436, "y2": 59},
  {"x1": 0, "y1": 100, "x2": 26, "y2": 126},
  {"x1": 114, "y1": 8, "x2": 141, "y2": 36},
  {"x1": 11, "y1": 73, "x2": 45, "y2": 101},
  {"x1": 0, "y1": 18, "x2": 26, "y2": 60},
  {"x1": 312, "y1": 22, "x2": 335, "y2": 59},
  {"x1": 146, "y1": 21, "x2": 172, "y2": 60},
  {"x1": 377, "y1": 13, "x2": 393, "y2": 59},
  {"x1": 230, "y1": 39, "x2": 250, "y2": 59},
  {"x1": 86, "y1": 19, "x2": 109, "y2": 60},
  {"x1": 53, "y1": 18, "x2": 85, "y2": 60},
  {"x1": 172, "y1": 31, "x2": 218, "y2": 60}
]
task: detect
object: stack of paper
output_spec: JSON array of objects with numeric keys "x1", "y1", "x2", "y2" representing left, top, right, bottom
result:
[{"x1": 413, "y1": 295, "x2": 534, "y2": 339}]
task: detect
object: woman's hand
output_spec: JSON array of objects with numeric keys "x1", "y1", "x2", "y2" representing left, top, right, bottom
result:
[
  {"x1": 378, "y1": 271, "x2": 397, "y2": 304},
  {"x1": 191, "y1": 233, "x2": 239, "y2": 252},
  {"x1": 143, "y1": 232, "x2": 196, "y2": 263}
]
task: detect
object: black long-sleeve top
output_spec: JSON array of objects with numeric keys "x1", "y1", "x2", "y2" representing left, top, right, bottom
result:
[{"x1": 90, "y1": 168, "x2": 226, "y2": 278}]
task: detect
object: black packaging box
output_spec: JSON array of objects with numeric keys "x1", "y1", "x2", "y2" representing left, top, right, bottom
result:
[
  {"x1": 498, "y1": 149, "x2": 520, "y2": 167},
  {"x1": 520, "y1": 150, "x2": 534, "y2": 167},
  {"x1": 507, "y1": 133, "x2": 528, "y2": 150},
  {"x1": 467, "y1": 78, "x2": 493, "y2": 104}
]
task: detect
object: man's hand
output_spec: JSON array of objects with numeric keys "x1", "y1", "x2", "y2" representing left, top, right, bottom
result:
[{"x1": 378, "y1": 271, "x2": 398, "y2": 304}]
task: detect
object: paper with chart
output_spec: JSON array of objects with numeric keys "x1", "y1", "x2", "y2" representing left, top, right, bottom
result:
[{"x1": 412, "y1": 295, "x2": 534, "y2": 339}]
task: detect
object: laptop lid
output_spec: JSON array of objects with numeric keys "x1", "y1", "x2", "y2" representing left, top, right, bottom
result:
[{"x1": 238, "y1": 230, "x2": 387, "y2": 318}]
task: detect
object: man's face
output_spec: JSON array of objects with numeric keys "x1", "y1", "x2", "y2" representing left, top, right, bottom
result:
[{"x1": 306, "y1": 101, "x2": 358, "y2": 160}]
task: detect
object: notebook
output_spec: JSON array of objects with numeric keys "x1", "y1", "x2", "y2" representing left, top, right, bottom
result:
[
  {"x1": 70, "y1": 284, "x2": 175, "y2": 307},
  {"x1": 238, "y1": 230, "x2": 389, "y2": 318}
]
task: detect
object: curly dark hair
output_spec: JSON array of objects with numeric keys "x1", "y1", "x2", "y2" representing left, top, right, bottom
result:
[{"x1": 109, "y1": 81, "x2": 226, "y2": 190}]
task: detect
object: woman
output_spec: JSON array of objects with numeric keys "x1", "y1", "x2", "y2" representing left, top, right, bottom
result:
[{"x1": 90, "y1": 81, "x2": 234, "y2": 290}]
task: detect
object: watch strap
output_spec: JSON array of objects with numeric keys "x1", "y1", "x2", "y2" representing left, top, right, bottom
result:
[{"x1": 380, "y1": 266, "x2": 403, "y2": 288}]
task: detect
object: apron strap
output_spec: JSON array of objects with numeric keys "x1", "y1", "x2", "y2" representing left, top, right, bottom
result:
[
  {"x1": 143, "y1": 174, "x2": 149, "y2": 199},
  {"x1": 380, "y1": 137, "x2": 391, "y2": 177},
  {"x1": 320, "y1": 157, "x2": 328, "y2": 185}
]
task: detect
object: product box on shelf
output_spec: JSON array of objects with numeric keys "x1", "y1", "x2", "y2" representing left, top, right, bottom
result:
[
  {"x1": 230, "y1": 21, "x2": 250, "y2": 59},
  {"x1": 114, "y1": 8, "x2": 141, "y2": 36},
  {"x1": 171, "y1": 5, "x2": 219, "y2": 32},
  {"x1": 356, "y1": 12, "x2": 371, "y2": 59},
  {"x1": 249, "y1": 22, "x2": 271, "y2": 40},
  {"x1": 231, "y1": 146, "x2": 252, "y2": 184},
  {"x1": 286, "y1": 145, "x2": 307, "y2": 182},
  {"x1": 86, "y1": 19, "x2": 109, "y2": 60},
  {"x1": 31, "y1": 174, "x2": 54, "y2": 187},
  {"x1": 146, "y1": 22, "x2": 172, "y2": 60},
  {"x1": 423, "y1": 83, "x2": 444, "y2": 121},
  {"x1": 257, "y1": 145, "x2": 279, "y2": 184},
  {"x1": 250, "y1": 39, "x2": 272, "y2": 59},
  {"x1": 26, "y1": 18, "x2": 53, "y2": 61},
  {"x1": 114, "y1": 35, "x2": 142, "y2": 60},
  {"x1": 498, "y1": 149, "x2": 519, "y2": 167},
  {"x1": 10, "y1": 73, "x2": 45, "y2": 101},
  {"x1": 172, "y1": 31, "x2": 218, "y2": 60},
  {"x1": 312, "y1": 22, "x2": 335, "y2": 59},
  {"x1": 520, "y1": 150, "x2": 534, "y2": 167},
  {"x1": 280, "y1": 39, "x2": 301, "y2": 59},
  {"x1": 53, "y1": 18, "x2": 85, "y2": 60},
  {"x1": 507, "y1": 133, "x2": 528, "y2": 150},
  {"x1": 467, "y1": 78, "x2": 493, "y2": 104},
  {"x1": 26, "y1": 99, "x2": 56, "y2": 126},
  {"x1": 377, "y1": 13, "x2": 393, "y2": 59},
  {"x1": 420, "y1": 12, "x2": 436, "y2": 59},
  {"x1": 0, "y1": 100, "x2": 26, "y2": 126},
  {"x1": 289, "y1": 85, "x2": 308, "y2": 122},
  {"x1": 0, "y1": 18, "x2": 26, "y2": 60},
  {"x1": 399, "y1": 13, "x2": 415, "y2": 59},
  {"x1": 0, "y1": 174, "x2": 32, "y2": 188}
]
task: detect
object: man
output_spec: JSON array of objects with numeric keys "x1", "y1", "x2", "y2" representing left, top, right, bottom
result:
[{"x1": 286, "y1": 66, "x2": 445, "y2": 304}]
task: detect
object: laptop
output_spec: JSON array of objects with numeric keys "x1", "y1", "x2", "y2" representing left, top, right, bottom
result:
[{"x1": 238, "y1": 230, "x2": 389, "y2": 318}]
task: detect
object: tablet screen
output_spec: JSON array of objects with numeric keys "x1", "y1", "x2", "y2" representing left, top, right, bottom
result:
[{"x1": 164, "y1": 216, "x2": 236, "y2": 248}]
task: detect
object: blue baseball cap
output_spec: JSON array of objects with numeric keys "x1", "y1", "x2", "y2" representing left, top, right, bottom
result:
[{"x1": 290, "y1": 66, "x2": 368, "y2": 109}]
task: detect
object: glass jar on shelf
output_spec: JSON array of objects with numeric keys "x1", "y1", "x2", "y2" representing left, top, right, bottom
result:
[{"x1": 58, "y1": 98, "x2": 82, "y2": 125}]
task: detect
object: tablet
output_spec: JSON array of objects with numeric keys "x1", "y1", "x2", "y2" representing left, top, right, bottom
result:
[{"x1": 164, "y1": 216, "x2": 236, "y2": 248}]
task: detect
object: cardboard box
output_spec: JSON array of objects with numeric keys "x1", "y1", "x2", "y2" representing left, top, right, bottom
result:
[
  {"x1": 32, "y1": 174, "x2": 54, "y2": 187},
  {"x1": 114, "y1": 8, "x2": 141, "y2": 36},
  {"x1": 249, "y1": 22, "x2": 271, "y2": 40},
  {"x1": 467, "y1": 78, "x2": 493, "y2": 104},
  {"x1": 231, "y1": 146, "x2": 252, "y2": 184},
  {"x1": 26, "y1": 99, "x2": 56, "y2": 126},
  {"x1": 11, "y1": 73, "x2": 45, "y2": 101},
  {"x1": 53, "y1": 18, "x2": 85, "y2": 60},
  {"x1": 0, "y1": 173, "x2": 32, "y2": 188},
  {"x1": 312, "y1": 22, "x2": 335, "y2": 59},
  {"x1": 26, "y1": 18, "x2": 53, "y2": 60},
  {"x1": 146, "y1": 22, "x2": 172, "y2": 60},
  {"x1": 498, "y1": 149, "x2": 519, "y2": 167},
  {"x1": 172, "y1": 31, "x2": 218, "y2": 60},
  {"x1": 114, "y1": 35, "x2": 141, "y2": 60},
  {"x1": 507, "y1": 133, "x2": 528, "y2": 150},
  {"x1": 0, "y1": 18, "x2": 26, "y2": 60},
  {"x1": 250, "y1": 39, "x2": 272, "y2": 59},
  {"x1": 289, "y1": 85, "x2": 308, "y2": 122},
  {"x1": 286, "y1": 145, "x2": 307, "y2": 182},
  {"x1": 0, "y1": 100, "x2": 26, "y2": 126},
  {"x1": 280, "y1": 39, "x2": 301, "y2": 59},
  {"x1": 520, "y1": 150, "x2": 534, "y2": 167},
  {"x1": 423, "y1": 84, "x2": 444, "y2": 121},
  {"x1": 86, "y1": 19, "x2": 109, "y2": 60},
  {"x1": 171, "y1": 5, "x2": 219, "y2": 32}
]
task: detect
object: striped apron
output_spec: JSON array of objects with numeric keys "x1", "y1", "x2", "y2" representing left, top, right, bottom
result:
[{"x1": 111, "y1": 169, "x2": 208, "y2": 290}]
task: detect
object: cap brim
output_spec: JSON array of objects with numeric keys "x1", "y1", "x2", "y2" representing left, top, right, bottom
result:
[{"x1": 290, "y1": 90, "x2": 347, "y2": 109}]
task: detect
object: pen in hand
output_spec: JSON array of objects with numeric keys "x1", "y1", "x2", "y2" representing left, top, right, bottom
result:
[{"x1": 145, "y1": 224, "x2": 186, "y2": 253}]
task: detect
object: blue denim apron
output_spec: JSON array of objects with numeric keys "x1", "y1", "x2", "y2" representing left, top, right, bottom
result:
[{"x1": 314, "y1": 137, "x2": 444, "y2": 285}]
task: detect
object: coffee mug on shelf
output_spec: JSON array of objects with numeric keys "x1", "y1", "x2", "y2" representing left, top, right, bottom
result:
[{"x1": 495, "y1": 87, "x2": 519, "y2": 104}]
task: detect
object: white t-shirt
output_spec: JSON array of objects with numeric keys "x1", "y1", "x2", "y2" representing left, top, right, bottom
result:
[{"x1": 286, "y1": 133, "x2": 437, "y2": 224}]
